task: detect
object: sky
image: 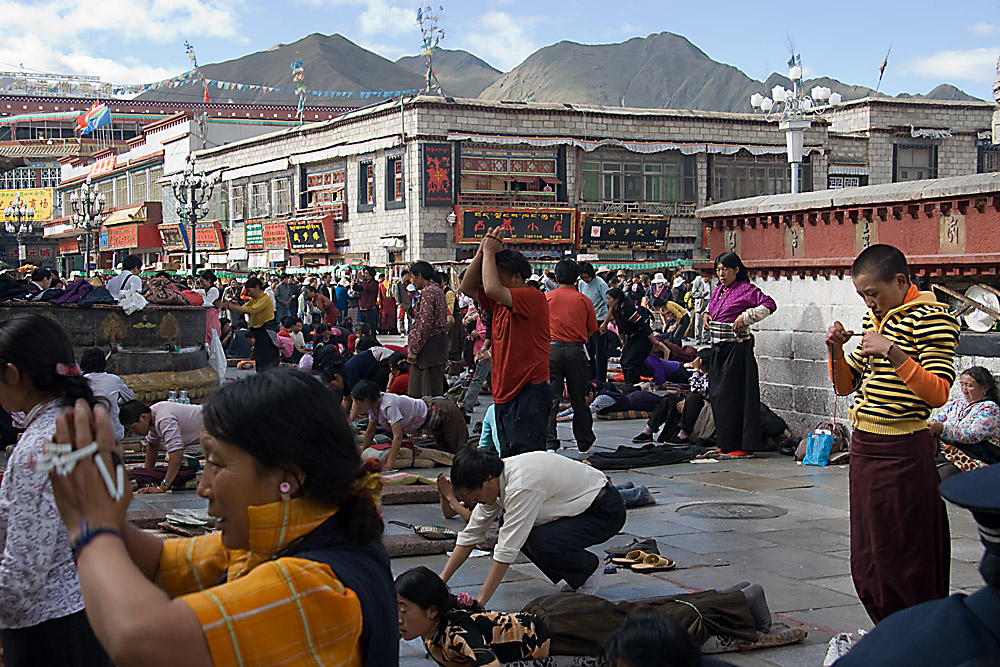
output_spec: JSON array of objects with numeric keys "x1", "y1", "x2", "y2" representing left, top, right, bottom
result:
[{"x1": 3, "y1": 0, "x2": 1000, "y2": 101}]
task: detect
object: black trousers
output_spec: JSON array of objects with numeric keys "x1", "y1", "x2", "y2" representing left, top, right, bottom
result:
[
  {"x1": 669, "y1": 314, "x2": 690, "y2": 346},
  {"x1": 547, "y1": 342, "x2": 596, "y2": 450},
  {"x1": 0, "y1": 611, "x2": 111, "y2": 667},
  {"x1": 681, "y1": 392, "x2": 706, "y2": 433},
  {"x1": 620, "y1": 337, "x2": 653, "y2": 385},
  {"x1": 496, "y1": 382, "x2": 550, "y2": 457},
  {"x1": 587, "y1": 330, "x2": 609, "y2": 383},
  {"x1": 250, "y1": 325, "x2": 280, "y2": 370},
  {"x1": 646, "y1": 393, "x2": 682, "y2": 438},
  {"x1": 521, "y1": 484, "x2": 626, "y2": 589},
  {"x1": 709, "y1": 340, "x2": 761, "y2": 452}
]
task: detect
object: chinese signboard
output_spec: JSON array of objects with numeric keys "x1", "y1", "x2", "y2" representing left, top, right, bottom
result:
[
  {"x1": 194, "y1": 222, "x2": 225, "y2": 251},
  {"x1": 580, "y1": 213, "x2": 670, "y2": 250},
  {"x1": 245, "y1": 219, "x2": 264, "y2": 250},
  {"x1": 422, "y1": 143, "x2": 453, "y2": 207},
  {"x1": 100, "y1": 225, "x2": 139, "y2": 250},
  {"x1": 0, "y1": 189, "x2": 54, "y2": 222},
  {"x1": 457, "y1": 208, "x2": 575, "y2": 244},
  {"x1": 262, "y1": 221, "x2": 289, "y2": 248},
  {"x1": 158, "y1": 224, "x2": 187, "y2": 251},
  {"x1": 288, "y1": 220, "x2": 328, "y2": 251},
  {"x1": 23, "y1": 245, "x2": 55, "y2": 261}
]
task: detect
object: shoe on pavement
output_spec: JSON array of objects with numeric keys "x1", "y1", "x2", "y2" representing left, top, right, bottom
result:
[
  {"x1": 604, "y1": 537, "x2": 658, "y2": 558},
  {"x1": 631, "y1": 431, "x2": 653, "y2": 443}
]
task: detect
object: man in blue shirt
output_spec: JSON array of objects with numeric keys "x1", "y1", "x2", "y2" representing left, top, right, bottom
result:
[{"x1": 578, "y1": 262, "x2": 611, "y2": 383}]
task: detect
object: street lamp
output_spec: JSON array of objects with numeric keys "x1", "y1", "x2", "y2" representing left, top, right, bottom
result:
[
  {"x1": 171, "y1": 155, "x2": 219, "y2": 278},
  {"x1": 3, "y1": 194, "x2": 36, "y2": 267},
  {"x1": 70, "y1": 177, "x2": 106, "y2": 277},
  {"x1": 749, "y1": 60, "x2": 843, "y2": 195}
]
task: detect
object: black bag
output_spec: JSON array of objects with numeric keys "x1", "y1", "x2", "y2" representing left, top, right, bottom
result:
[{"x1": 78, "y1": 286, "x2": 115, "y2": 305}]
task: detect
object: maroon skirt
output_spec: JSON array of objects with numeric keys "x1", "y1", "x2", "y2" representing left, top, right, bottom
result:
[{"x1": 849, "y1": 428, "x2": 950, "y2": 623}]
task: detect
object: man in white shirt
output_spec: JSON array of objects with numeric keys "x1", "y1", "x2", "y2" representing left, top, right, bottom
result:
[
  {"x1": 106, "y1": 254, "x2": 143, "y2": 299},
  {"x1": 80, "y1": 348, "x2": 134, "y2": 442},
  {"x1": 120, "y1": 400, "x2": 203, "y2": 493},
  {"x1": 440, "y1": 448, "x2": 626, "y2": 606}
]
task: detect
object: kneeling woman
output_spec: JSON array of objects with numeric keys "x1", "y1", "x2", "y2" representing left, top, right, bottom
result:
[
  {"x1": 930, "y1": 365, "x2": 1000, "y2": 473},
  {"x1": 47, "y1": 369, "x2": 398, "y2": 666},
  {"x1": 352, "y1": 379, "x2": 469, "y2": 471},
  {"x1": 397, "y1": 566, "x2": 768, "y2": 666}
]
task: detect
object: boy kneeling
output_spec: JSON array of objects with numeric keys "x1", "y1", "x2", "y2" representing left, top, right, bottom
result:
[{"x1": 440, "y1": 447, "x2": 625, "y2": 606}]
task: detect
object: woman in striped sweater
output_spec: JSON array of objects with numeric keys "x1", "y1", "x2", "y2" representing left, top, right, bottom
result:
[{"x1": 827, "y1": 244, "x2": 960, "y2": 624}]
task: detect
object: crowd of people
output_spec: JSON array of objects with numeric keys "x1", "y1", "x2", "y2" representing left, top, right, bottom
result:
[{"x1": 0, "y1": 235, "x2": 999, "y2": 665}]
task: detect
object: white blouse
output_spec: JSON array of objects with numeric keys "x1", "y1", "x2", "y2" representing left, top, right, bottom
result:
[{"x1": 0, "y1": 401, "x2": 85, "y2": 628}]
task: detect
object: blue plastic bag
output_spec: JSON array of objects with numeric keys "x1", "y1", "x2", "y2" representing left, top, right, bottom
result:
[{"x1": 803, "y1": 429, "x2": 834, "y2": 466}]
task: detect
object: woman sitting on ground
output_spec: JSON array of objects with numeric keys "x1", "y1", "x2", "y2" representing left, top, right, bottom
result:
[
  {"x1": 396, "y1": 566, "x2": 768, "y2": 667},
  {"x1": 351, "y1": 379, "x2": 469, "y2": 471},
  {"x1": 929, "y1": 365, "x2": 1000, "y2": 473},
  {"x1": 47, "y1": 368, "x2": 397, "y2": 666}
]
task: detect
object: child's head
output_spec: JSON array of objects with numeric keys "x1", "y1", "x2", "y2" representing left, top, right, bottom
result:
[
  {"x1": 350, "y1": 380, "x2": 382, "y2": 412},
  {"x1": 0, "y1": 314, "x2": 97, "y2": 413},
  {"x1": 79, "y1": 348, "x2": 107, "y2": 374},
  {"x1": 494, "y1": 249, "x2": 532, "y2": 289},
  {"x1": 450, "y1": 446, "x2": 504, "y2": 506},
  {"x1": 602, "y1": 614, "x2": 701, "y2": 667},
  {"x1": 119, "y1": 399, "x2": 153, "y2": 435},
  {"x1": 395, "y1": 566, "x2": 483, "y2": 640},
  {"x1": 850, "y1": 244, "x2": 910, "y2": 320}
]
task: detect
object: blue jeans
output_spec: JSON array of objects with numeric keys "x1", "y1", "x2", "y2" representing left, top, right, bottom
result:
[{"x1": 275, "y1": 306, "x2": 291, "y2": 322}]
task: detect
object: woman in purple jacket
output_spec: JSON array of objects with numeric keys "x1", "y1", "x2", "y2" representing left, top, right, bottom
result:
[{"x1": 703, "y1": 252, "x2": 776, "y2": 455}]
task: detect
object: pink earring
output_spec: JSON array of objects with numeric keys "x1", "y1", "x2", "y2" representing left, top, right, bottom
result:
[{"x1": 279, "y1": 481, "x2": 291, "y2": 500}]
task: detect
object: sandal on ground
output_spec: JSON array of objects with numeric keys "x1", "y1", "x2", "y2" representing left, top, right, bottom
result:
[
  {"x1": 631, "y1": 553, "x2": 676, "y2": 572},
  {"x1": 720, "y1": 450, "x2": 755, "y2": 459},
  {"x1": 610, "y1": 550, "x2": 651, "y2": 567}
]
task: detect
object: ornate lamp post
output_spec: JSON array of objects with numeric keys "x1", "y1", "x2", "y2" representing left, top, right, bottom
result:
[
  {"x1": 749, "y1": 59, "x2": 842, "y2": 194},
  {"x1": 70, "y1": 177, "x2": 106, "y2": 277},
  {"x1": 3, "y1": 194, "x2": 36, "y2": 267},
  {"x1": 171, "y1": 155, "x2": 219, "y2": 278}
]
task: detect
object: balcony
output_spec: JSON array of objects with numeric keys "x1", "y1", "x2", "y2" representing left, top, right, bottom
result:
[
  {"x1": 296, "y1": 202, "x2": 347, "y2": 222},
  {"x1": 577, "y1": 201, "x2": 697, "y2": 217}
]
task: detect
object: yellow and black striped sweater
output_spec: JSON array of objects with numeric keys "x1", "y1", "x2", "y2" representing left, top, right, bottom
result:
[{"x1": 843, "y1": 291, "x2": 959, "y2": 436}]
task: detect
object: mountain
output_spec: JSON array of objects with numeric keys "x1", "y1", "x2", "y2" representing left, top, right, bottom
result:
[
  {"x1": 396, "y1": 49, "x2": 501, "y2": 98},
  {"x1": 135, "y1": 33, "x2": 424, "y2": 105},
  {"x1": 478, "y1": 31, "x2": 985, "y2": 112}
]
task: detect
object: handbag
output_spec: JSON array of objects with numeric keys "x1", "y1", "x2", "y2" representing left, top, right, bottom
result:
[{"x1": 416, "y1": 331, "x2": 449, "y2": 369}]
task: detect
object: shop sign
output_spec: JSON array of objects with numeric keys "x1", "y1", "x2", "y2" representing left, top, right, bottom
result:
[
  {"x1": 288, "y1": 220, "x2": 328, "y2": 251},
  {"x1": 457, "y1": 208, "x2": 574, "y2": 244},
  {"x1": 268, "y1": 249, "x2": 286, "y2": 263},
  {"x1": 262, "y1": 221, "x2": 289, "y2": 248},
  {"x1": 245, "y1": 219, "x2": 264, "y2": 249},
  {"x1": 100, "y1": 225, "x2": 138, "y2": 250},
  {"x1": 24, "y1": 245, "x2": 54, "y2": 260},
  {"x1": 59, "y1": 238, "x2": 80, "y2": 253},
  {"x1": 0, "y1": 189, "x2": 54, "y2": 222},
  {"x1": 422, "y1": 143, "x2": 453, "y2": 207},
  {"x1": 580, "y1": 213, "x2": 670, "y2": 250},
  {"x1": 194, "y1": 223, "x2": 224, "y2": 251},
  {"x1": 159, "y1": 224, "x2": 187, "y2": 251}
]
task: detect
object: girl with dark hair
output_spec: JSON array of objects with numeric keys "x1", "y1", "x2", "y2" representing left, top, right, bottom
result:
[
  {"x1": 930, "y1": 366, "x2": 1000, "y2": 472},
  {"x1": 46, "y1": 368, "x2": 397, "y2": 666},
  {"x1": 606, "y1": 288, "x2": 670, "y2": 386},
  {"x1": 0, "y1": 314, "x2": 111, "y2": 667},
  {"x1": 397, "y1": 566, "x2": 766, "y2": 666},
  {"x1": 351, "y1": 379, "x2": 467, "y2": 471},
  {"x1": 703, "y1": 252, "x2": 776, "y2": 455}
]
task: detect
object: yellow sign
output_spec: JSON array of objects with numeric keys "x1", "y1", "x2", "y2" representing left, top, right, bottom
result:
[{"x1": 0, "y1": 189, "x2": 55, "y2": 222}]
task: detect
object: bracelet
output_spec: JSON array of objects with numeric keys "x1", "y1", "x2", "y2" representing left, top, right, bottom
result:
[
  {"x1": 884, "y1": 342, "x2": 897, "y2": 359},
  {"x1": 71, "y1": 522, "x2": 122, "y2": 562}
]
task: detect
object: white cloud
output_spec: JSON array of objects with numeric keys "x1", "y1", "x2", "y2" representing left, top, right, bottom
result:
[
  {"x1": 970, "y1": 22, "x2": 999, "y2": 35},
  {"x1": 295, "y1": 0, "x2": 417, "y2": 36},
  {"x1": 901, "y1": 47, "x2": 1000, "y2": 82},
  {"x1": 458, "y1": 11, "x2": 538, "y2": 71},
  {"x1": 0, "y1": 0, "x2": 242, "y2": 84}
]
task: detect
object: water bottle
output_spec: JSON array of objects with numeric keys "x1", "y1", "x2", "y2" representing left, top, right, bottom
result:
[
  {"x1": 179, "y1": 390, "x2": 190, "y2": 404},
  {"x1": 168, "y1": 390, "x2": 178, "y2": 403}
]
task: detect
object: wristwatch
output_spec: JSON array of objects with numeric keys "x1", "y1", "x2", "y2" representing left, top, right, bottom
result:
[{"x1": 158, "y1": 481, "x2": 171, "y2": 492}]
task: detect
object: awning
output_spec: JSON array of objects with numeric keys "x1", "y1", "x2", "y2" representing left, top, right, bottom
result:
[
  {"x1": 102, "y1": 205, "x2": 146, "y2": 226},
  {"x1": 378, "y1": 236, "x2": 407, "y2": 250},
  {"x1": 540, "y1": 176, "x2": 562, "y2": 185},
  {"x1": 510, "y1": 175, "x2": 537, "y2": 183},
  {"x1": 228, "y1": 249, "x2": 248, "y2": 261},
  {"x1": 221, "y1": 157, "x2": 289, "y2": 182},
  {"x1": 829, "y1": 164, "x2": 869, "y2": 176},
  {"x1": 289, "y1": 135, "x2": 403, "y2": 165},
  {"x1": 448, "y1": 132, "x2": 825, "y2": 158}
]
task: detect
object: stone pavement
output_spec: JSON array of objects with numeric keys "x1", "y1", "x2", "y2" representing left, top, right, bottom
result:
[{"x1": 122, "y1": 352, "x2": 984, "y2": 667}]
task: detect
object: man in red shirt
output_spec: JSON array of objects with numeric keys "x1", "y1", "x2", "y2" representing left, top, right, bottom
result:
[
  {"x1": 460, "y1": 227, "x2": 550, "y2": 457},
  {"x1": 546, "y1": 260, "x2": 599, "y2": 452},
  {"x1": 355, "y1": 266, "x2": 380, "y2": 333}
]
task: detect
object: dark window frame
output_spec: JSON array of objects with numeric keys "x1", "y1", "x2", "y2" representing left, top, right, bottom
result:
[
  {"x1": 385, "y1": 154, "x2": 405, "y2": 210},
  {"x1": 358, "y1": 159, "x2": 375, "y2": 213}
]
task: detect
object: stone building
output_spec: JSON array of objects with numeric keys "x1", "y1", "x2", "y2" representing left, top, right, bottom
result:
[{"x1": 186, "y1": 94, "x2": 995, "y2": 271}]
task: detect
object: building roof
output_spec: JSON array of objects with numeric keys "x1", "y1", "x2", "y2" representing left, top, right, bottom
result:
[{"x1": 697, "y1": 172, "x2": 1000, "y2": 218}]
